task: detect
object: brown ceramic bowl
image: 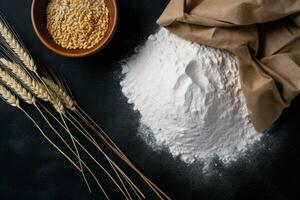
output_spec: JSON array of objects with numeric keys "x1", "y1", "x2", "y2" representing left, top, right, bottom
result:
[{"x1": 31, "y1": 0, "x2": 118, "y2": 57}]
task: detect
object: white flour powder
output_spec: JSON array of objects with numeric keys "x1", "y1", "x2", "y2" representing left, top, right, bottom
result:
[{"x1": 120, "y1": 28, "x2": 261, "y2": 165}]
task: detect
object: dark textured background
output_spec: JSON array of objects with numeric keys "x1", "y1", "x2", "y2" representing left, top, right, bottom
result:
[{"x1": 0, "y1": 0, "x2": 300, "y2": 200}]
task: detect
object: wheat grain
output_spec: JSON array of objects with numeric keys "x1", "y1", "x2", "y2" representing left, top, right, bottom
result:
[
  {"x1": 42, "y1": 77, "x2": 76, "y2": 110},
  {"x1": 0, "y1": 58, "x2": 51, "y2": 102},
  {"x1": 47, "y1": 0, "x2": 109, "y2": 49},
  {"x1": 0, "y1": 68, "x2": 35, "y2": 104},
  {"x1": 0, "y1": 84, "x2": 19, "y2": 107}
]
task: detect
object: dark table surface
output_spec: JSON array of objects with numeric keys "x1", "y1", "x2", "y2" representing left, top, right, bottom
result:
[{"x1": 1, "y1": 1, "x2": 300, "y2": 200}]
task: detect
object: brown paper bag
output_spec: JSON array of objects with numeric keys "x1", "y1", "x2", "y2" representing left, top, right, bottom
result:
[{"x1": 157, "y1": 0, "x2": 300, "y2": 132}]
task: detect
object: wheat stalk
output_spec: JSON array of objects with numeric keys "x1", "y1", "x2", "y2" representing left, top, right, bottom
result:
[
  {"x1": 0, "y1": 18, "x2": 36, "y2": 72},
  {"x1": 0, "y1": 14, "x2": 171, "y2": 200},
  {"x1": 0, "y1": 58, "x2": 51, "y2": 102},
  {"x1": 0, "y1": 83, "x2": 19, "y2": 107},
  {"x1": 0, "y1": 67, "x2": 35, "y2": 104},
  {"x1": 0, "y1": 18, "x2": 115, "y2": 196},
  {"x1": 42, "y1": 77, "x2": 76, "y2": 110}
]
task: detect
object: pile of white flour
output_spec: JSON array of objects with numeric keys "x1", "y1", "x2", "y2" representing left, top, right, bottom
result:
[{"x1": 120, "y1": 28, "x2": 261, "y2": 165}]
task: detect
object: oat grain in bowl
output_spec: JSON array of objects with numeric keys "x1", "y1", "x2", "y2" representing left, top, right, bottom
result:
[{"x1": 46, "y1": 0, "x2": 109, "y2": 50}]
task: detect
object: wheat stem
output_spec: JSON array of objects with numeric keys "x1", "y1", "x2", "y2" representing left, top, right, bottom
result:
[
  {"x1": 69, "y1": 109, "x2": 157, "y2": 199},
  {"x1": 60, "y1": 114, "x2": 92, "y2": 193},
  {"x1": 75, "y1": 107, "x2": 127, "y2": 158},
  {"x1": 18, "y1": 106, "x2": 80, "y2": 171},
  {"x1": 34, "y1": 103, "x2": 114, "y2": 198},
  {"x1": 34, "y1": 99, "x2": 91, "y2": 192},
  {"x1": 76, "y1": 108, "x2": 171, "y2": 200},
  {"x1": 38, "y1": 102, "x2": 130, "y2": 198},
  {"x1": 30, "y1": 106, "x2": 109, "y2": 200},
  {"x1": 64, "y1": 112, "x2": 145, "y2": 199},
  {"x1": 65, "y1": 110, "x2": 132, "y2": 199},
  {"x1": 108, "y1": 160, "x2": 133, "y2": 200},
  {"x1": 52, "y1": 111, "x2": 132, "y2": 198}
]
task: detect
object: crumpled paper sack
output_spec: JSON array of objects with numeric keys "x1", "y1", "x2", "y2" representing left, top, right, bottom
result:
[{"x1": 158, "y1": 0, "x2": 300, "y2": 132}]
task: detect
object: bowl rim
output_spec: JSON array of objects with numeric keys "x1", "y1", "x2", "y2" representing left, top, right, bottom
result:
[{"x1": 31, "y1": 0, "x2": 118, "y2": 57}]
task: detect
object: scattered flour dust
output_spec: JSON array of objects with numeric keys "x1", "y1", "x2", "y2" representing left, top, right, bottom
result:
[{"x1": 120, "y1": 28, "x2": 261, "y2": 166}]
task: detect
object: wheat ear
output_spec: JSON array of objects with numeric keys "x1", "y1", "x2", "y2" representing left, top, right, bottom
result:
[
  {"x1": 49, "y1": 94, "x2": 65, "y2": 114},
  {"x1": 0, "y1": 18, "x2": 36, "y2": 72},
  {"x1": 0, "y1": 83, "x2": 19, "y2": 107},
  {"x1": 42, "y1": 77, "x2": 76, "y2": 110},
  {"x1": 0, "y1": 67, "x2": 35, "y2": 104},
  {"x1": 0, "y1": 58, "x2": 51, "y2": 102}
]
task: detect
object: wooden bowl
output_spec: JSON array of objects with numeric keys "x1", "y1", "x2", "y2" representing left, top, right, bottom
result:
[{"x1": 31, "y1": 0, "x2": 118, "y2": 57}]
